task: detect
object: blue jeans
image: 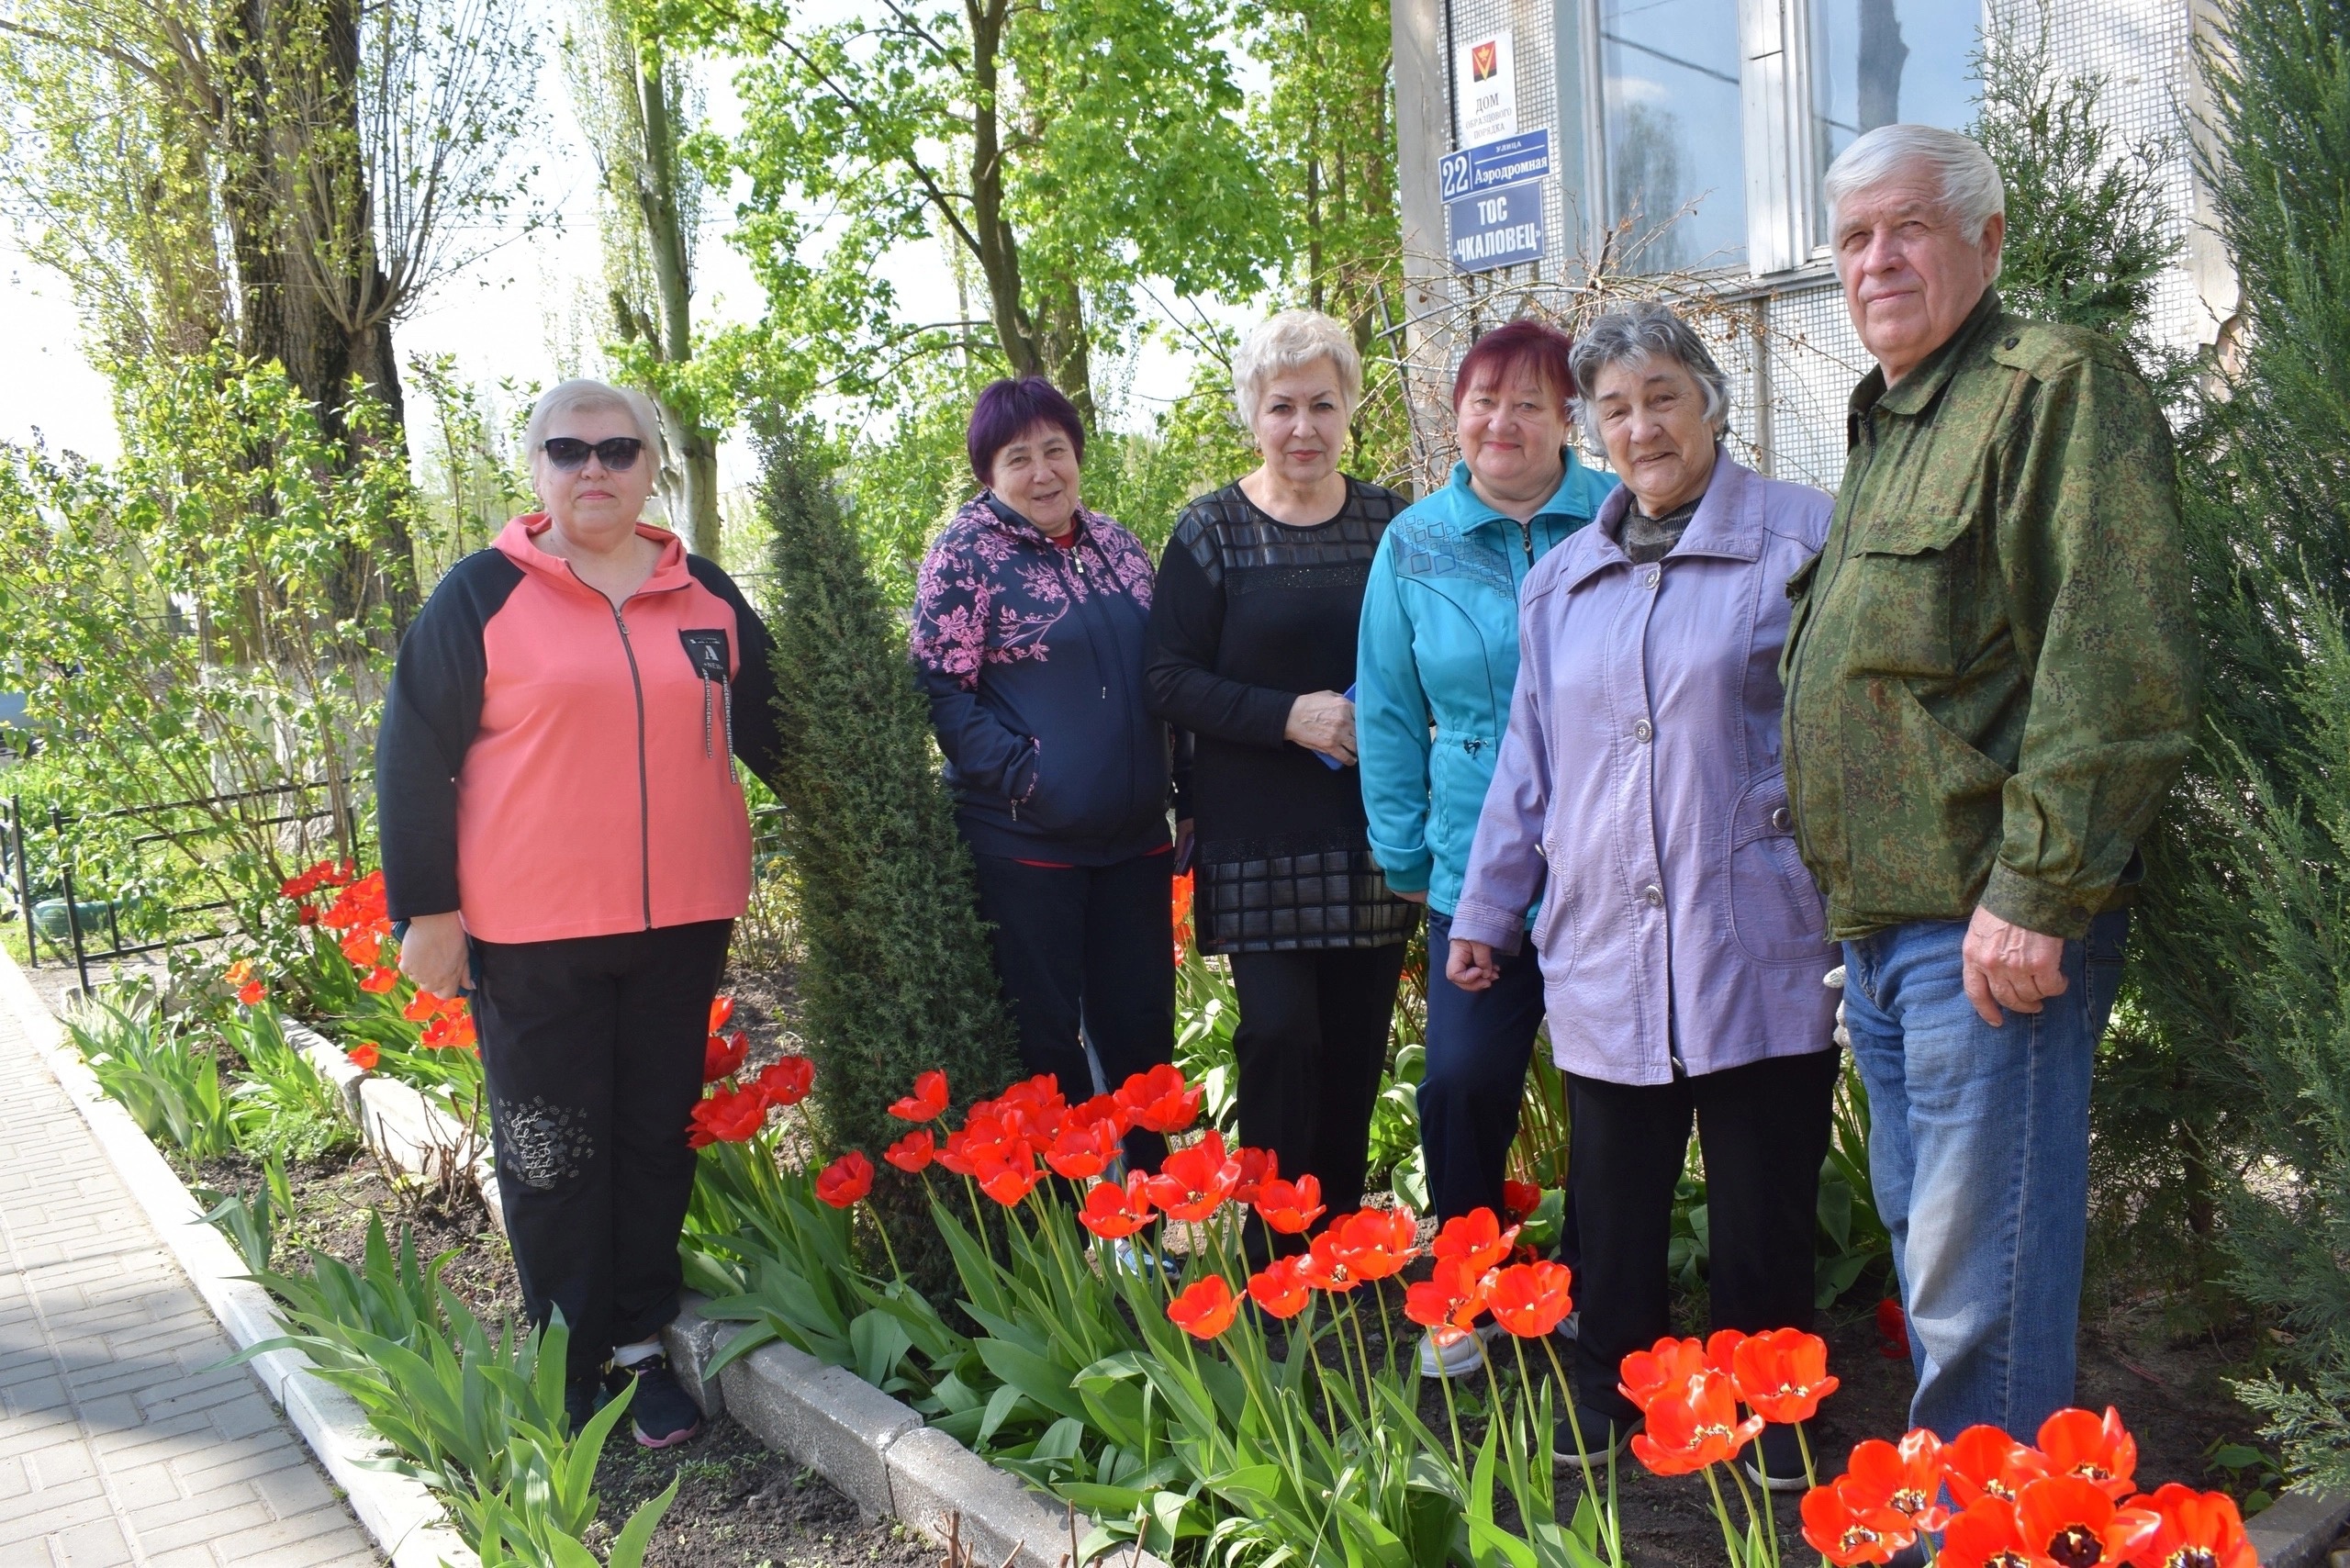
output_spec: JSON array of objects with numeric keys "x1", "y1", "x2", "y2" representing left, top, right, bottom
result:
[{"x1": 1841, "y1": 908, "x2": 2130, "y2": 1439}]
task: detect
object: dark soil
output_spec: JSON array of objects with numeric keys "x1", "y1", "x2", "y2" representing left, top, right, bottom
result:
[{"x1": 589, "y1": 1414, "x2": 934, "y2": 1568}]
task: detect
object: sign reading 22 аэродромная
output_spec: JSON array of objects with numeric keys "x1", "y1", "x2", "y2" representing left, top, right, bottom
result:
[{"x1": 1443, "y1": 129, "x2": 1550, "y2": 274}]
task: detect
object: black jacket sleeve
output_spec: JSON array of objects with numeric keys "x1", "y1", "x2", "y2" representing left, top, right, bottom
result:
[
  {"x1": 1145, "y1": 527, "x2": 1295, "y2": 749},
  {"x1": 375, "y1": 553, "x2": 521, "y2": 921},
  {"x1": 687, "y1": 558, "x2": 787, "y2": 794}
]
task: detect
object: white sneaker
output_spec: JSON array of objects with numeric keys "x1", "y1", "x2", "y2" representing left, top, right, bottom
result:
[{"x1": 1418, "y1": 1322, "x2": 1500, "y2": 1379}]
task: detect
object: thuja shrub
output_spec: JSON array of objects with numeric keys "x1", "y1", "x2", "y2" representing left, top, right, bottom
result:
[{"x1": 755, "y1": 415, "x2": 1019, "y2": 1278}]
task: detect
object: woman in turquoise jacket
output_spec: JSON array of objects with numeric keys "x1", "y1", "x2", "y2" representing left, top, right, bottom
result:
[{"x1": 1356, "y1": 318, "x2": 1613, "y2": 1380}]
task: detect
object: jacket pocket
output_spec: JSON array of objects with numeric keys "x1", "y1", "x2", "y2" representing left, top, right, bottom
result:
[
  {"x1": 1843, "y1": 676, "x2": 2009, "y2": 916},
  {"x1": 1532, "y1": 832, "x2": 1580, "y2": 982},
  {"x1": 1843, "y1": 511, "x2": 1972, "y2": 679},
  {"x1": 1726, "y1": 771, "x2": 1830, "y2": 964}
]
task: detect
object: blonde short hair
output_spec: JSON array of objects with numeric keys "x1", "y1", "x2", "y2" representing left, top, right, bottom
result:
[
  {"x1": 523, "y1": 378, "x2": 666, "y2": 461},
  {"x1": 1824, "y1": 124, "x2": 2007, "y2": 254},
  {"x1": 1231, "y1": 309, "x2": 1362, "y2": 427}
]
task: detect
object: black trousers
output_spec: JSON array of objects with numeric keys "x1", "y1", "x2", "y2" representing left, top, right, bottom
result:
[
  {"x1": 1418, "y1": 910, "x2": 1580, "y2": 1269},
  {"x1": 1569, "y1": 1048, "x2": 1841, "y2": 1427},
  {"x1": 470, "y1": 918, "x2": 734, "y2": 1379},
  {"x1": 1229, "y1": 943, "x2": 1410, "y2": 1247},
  {"x1": 969, "y1": 851, "x2": 1175, "y2": 1174}
]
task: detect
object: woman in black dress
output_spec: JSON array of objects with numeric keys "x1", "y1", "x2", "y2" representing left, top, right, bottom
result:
[{"x1": 1146, "y1": 309, "x2": 1419, "y2": 1259}]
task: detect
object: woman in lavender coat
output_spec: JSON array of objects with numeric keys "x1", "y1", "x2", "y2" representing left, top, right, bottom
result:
[{"x1": 1448, "y1": 304, "x2": 1841, "y2": 1485}]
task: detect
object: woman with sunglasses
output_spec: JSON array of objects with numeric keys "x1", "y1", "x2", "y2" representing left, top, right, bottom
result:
[{"x1": 376, "y1": 378, "x2": 783, "y2": 1450}]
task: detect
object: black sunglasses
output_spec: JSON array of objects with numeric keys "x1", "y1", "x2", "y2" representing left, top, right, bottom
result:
[{"x1": 541, "y1": 435, "x2": 646, "y2": 471}]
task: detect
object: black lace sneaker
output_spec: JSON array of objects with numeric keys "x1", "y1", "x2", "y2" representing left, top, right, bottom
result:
[
  {"x1": 612, "y1": 1351, "x2": 703, "y2": 1449},
  {"x1": 564, "y1": 1370, "x2": 607, "y2": 1438}
]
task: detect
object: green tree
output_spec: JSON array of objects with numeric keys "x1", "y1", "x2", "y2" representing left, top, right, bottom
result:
[
  {"x1": 565, "y1": 0, "x2": 724, "y2": 558},
  {"x1": 667, "y1": 0, "x2": 1283, "y2": 426},
  {"x1": 756, "y1": 415, "x2": 1019, "y2": 1272},
  {"x1": 2133, "y1": 0, "x2": 2350, "y2": 1486}
]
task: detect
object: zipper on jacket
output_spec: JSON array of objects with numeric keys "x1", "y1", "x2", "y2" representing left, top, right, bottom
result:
[
  {"x1": 1516, "y1": 519, "x2": 1535, "y2": 566},
  {"x1": 607, "y1": 600, "x2": 654, "y2": 930}
]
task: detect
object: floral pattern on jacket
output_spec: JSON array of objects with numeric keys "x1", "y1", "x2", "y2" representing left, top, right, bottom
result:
[{"x1": 912, "y1": 496, "x2": 1156, "y2": 689}]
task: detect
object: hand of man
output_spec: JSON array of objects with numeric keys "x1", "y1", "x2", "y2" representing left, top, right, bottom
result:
[
  {"x1": 1961, "y1": 904, "x2": 2067, "y2": 1026},
  {"x1": 1284, "y1": 690, "x2": 1357, "y2": 766},
  {"x1": 398, "y1": 911, "x2": 470, "y2": 1000},
  {"x1": 1446, "y1": 937, "x2": 1500, "y2": 992}
]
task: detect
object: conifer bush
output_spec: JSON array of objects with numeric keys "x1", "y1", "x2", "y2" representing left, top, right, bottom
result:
[{"x1": 755, "y1": 416, "x2": 1020, "y2": 1276}]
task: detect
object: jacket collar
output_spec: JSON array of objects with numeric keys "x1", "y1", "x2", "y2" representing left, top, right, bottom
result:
[
  {"x1": 1850, "y1": 286, "x2": 2005, "y2": 424},
  {"x1": 1442, "y1": 449, "x2": 1601, "y2": 536},
  {"x1": 1560, "y1": 450, "x2": 1762, "y2": 594},
  {"x1": 495, "y1": 513, "x2": 692, "y2": 597},
  {"x1": 978, "y1": 490, "x2": 1096, "y2": 548}
]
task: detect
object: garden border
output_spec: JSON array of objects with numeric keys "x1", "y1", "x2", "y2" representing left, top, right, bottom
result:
[{"x1": 0, "y1": 951, "x2": 1169, "y2": 1568}]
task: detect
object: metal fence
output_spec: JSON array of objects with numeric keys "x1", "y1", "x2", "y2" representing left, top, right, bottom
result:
[{"x1": 3, "y1": 778, "x2": 363, "y2": 992}]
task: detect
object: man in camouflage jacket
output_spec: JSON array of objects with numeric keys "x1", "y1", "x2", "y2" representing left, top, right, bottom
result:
[{"x1": 1782, "y1": 125, "x2": 2197, "y2": 1443}]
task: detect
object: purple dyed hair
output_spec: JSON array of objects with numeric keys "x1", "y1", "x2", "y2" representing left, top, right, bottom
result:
[
  {"x1": 1452, "y1": 318, "x2": 1579, "y2": 410},
  {"x1": 967, "y1": 376, "x2": 1086, "y2": 484}
]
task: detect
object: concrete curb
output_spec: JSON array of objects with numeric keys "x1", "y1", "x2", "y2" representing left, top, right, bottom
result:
[
  {"x1": 2247, "y1": 1486, "x2": 2350, "y2": 1568},
  {"x1": 660, "y1": 1294, "x2": 1171, "y2": 1568},
  {"x1": 0, "y1": 948, "x2": 474, "y2": 1568}
]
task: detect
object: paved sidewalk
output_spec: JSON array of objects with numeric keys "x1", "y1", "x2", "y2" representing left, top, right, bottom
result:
[{"x1": 0, "y1": 999, "x2": 380, "y2": 1567}]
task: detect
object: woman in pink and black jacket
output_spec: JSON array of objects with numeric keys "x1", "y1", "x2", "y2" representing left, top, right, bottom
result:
[
  {"x1": 911, "y1": 377, "x2": 1178, "y2": 1182},
  {"x1": 375, "y1": 379, "x2": 782, "y2": 1449}
]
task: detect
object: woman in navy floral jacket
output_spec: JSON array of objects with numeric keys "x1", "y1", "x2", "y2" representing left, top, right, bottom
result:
[{"x1": 911, "y1": 376, "x2": 1178, "y2": 1175}]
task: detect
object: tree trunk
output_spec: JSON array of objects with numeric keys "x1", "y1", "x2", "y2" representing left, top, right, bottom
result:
[{"x1": 633, "y1": 32, "x2": 721, "y2": 557}]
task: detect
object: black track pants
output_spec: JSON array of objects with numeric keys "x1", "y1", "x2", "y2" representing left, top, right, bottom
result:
[{"x1": 470, "y1": 919, "x2": 733, "y2": 1378}]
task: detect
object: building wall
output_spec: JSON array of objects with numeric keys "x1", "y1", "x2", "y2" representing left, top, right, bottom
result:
[{"x1": 1391, "y1": 0, "x2": 2229, "y2": 493}]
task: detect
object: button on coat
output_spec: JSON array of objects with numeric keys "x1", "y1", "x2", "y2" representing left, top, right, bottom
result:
[{"x1": 1449, "y1": 455, "x2": 1841, "y2": 1086}]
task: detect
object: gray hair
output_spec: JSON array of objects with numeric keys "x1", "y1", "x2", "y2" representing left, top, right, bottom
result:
[
  {"x1": 523, "y1": 377, "x2": 666, "y2": 463},
  {"x1": 1823, "y1": 124, "x2": 2007, "y2": 258},
  {"x1": 1231, "y1": 309, "x2": 1362, "y2": 427},
  {"x1": 1568, "y1": 303, "x2": 1733, "y2": 448}
]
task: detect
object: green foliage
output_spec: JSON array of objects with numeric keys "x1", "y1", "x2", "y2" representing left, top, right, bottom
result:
[
  {"x1": 63, "y1": 984, "x2": 238, "y2": 1160},
  {"x1": 2131, "y1": 0, "x2": 2350, "y2": 1484},
  {"x1": 218, "y1": 1005, "x2": 356, "y2": 1163},
  {"x1": 0, "y1": 352, "x2": 403, "y2": 922},
  {"x1": 755, "y1": 416, "x2": 1020, "y2": 1274},
  {"x1": 1970, "y1": 0, "x2": 2184, "y2": 384},
  {"x1": 406, "y1": 354, "x2": 532, "y2": 592}
]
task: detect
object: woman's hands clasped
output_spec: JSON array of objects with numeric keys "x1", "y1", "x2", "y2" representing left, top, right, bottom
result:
[
  {"x1": 398, "y1": 911, "x2": 471, "y2": 1000},
  {"x1": 1285, "y1": 689, "x2": 1358, "y2": 766},
  {"x1": 1447, "y1": 937, "x2": 1501, "y2": 992}
]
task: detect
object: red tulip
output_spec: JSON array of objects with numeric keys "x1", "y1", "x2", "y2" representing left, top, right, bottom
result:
[
  {"x1": 1731, "y1": 1327, "x2": 1841, "y2": 1424},
  {"x1": 340, "y1": 929, "x2": 385, "y2": 968},
  {"x1": 889, "y1": 1070, "x2": 950, "y2": 1124},
  {"x1": 755, "y1": 1056, "x2": 814, "y2": 1109},
  {"x1": 1114, "y1": 1064, "x2": 1201, "y2": 1136},
  {"x1": 421, "y1": 1011, "x2": 476, "y2": 1051},
  {"x1": 1803, "y1": 1481, "x2": 1919, "y2": 1565},
  {"x1": 708, "y1": 995, "x2": 735, "y2": 1033},
  {"x1": 401, "y1": 988, "x2": 445, "y2": 1022},
  {"x1": 2037, "y1": 1407, "x2": 2139, "y2": 1500},
  {"x1": 1936, "y1": 1495, "x2": 2031, "y2": 1568},
  {"x1": 2124, "y1": 1484, "x2": 2255, "y2": 1568},
  {"x1": 2012, "y1": 1475, "x2": 2159, "y2": 1568},
  {"x1": 884, "y1": 1129, "x2": 934, "y2": 1173},
  {"x1": 974, "y1": 1147, "x2": 1043, "y2": 1206},
  {"x1": 1069, "y1": 1092, "x2": 1133, "y2": 1138},
  {"x1": 1247, "y1": 1257, "x2": 1311, "y2": 1319},
  {"x1": 1841, "y1": 1429, "x2": 1952, "y2": 1532},
  {"x1": 1166, "y1": 1275, "x2": 1239, "y2": 1339},
  {"x1": 1297, "y1": 1231, "x2": 1361, "y2": 1294},
  {"x1": 1502, "y1": 1180, "x2": 1544, "y2": 1220},
  {"x1": 1619, "y1": 1336, "x2": 1710, "y2": 1413},
  {"x1": 1145, "y1": 1128, "x2": 1240, "y2": 1223},
  {"x1": 1253, "y1": 1173, "x2": 1326, "y2": 1235},
  {"x1": 1078, "y1": 1173, "x2": 1156, "y2": 1239},
  {"x1": 1486, "y1": 1260, "x2": 1574, "y2": 1338},
  {"x1": 359, "y1": 966, "x2": 399, "y2": 994},
  {"x1": 1231, "y1": 1145, "x2": 1278, "y2": 1206},
  {"x1": 1324, "y1": 1206, "x2": 1417, "y2": 1282},
  {"x1": 1706, "y1": 1327, "x2": 1749, "y2": 1378},
  {"x1": 688, "y1": 1085, "x2": 769, "y2": 1148},
  {"x1": 1629, "y1": 1368, "x2": 1763, "y2": 1476},
  {"x1": 1404, "y1": 1256, "x2": 1488, "y2": 1342},
  {"x1": 1432, "y1": 1207, "x2": 1518, "y2": 1274},
  {"x1": 344, "y1": 1041, "x2": 380, "y2": 1071},
  {"x1": 1946, "y1": 1425, "x2": 2051, "y2": 1507},
  {"x1": 1044, "y1": 1119, "x2": 1119, "y2": 1182},
  {"x1": 1876, "y1": 1297, "x2": 1911, "y2": 1360},
  {"x1": 703, "y1": 1030, "x2": 748, "y2": 1083},
  {"x1": 814, "y1": 1150, "x2": 875, "y2": 1207}
]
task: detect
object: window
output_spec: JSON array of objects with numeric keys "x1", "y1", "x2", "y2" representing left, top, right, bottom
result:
[
  {"x1": 1600, "y1": 0, "x2": 1750, "y2": 273},
  {"x1": 1555, "y1": 0, "x2": 1982, "y2": 278}
]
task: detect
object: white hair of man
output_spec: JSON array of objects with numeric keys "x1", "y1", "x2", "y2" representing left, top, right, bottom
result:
[
  {"x1": 1231, "y1": 308, "x2": 1363, "y2": 427},
  {"x1": 1568, "y1": 301, "x2": 1734, "y2": 450},
  {"x1": 523, "y1": 377, "x2": 667, "y2": 463},
  {"x1": 1824, "y1": 124, "x2": 2008, "y2": 266}
]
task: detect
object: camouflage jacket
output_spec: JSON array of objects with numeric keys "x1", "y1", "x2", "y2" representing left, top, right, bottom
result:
[{"x1": 1780, "y1": 289, "x2": 2199, "y2": 940}]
